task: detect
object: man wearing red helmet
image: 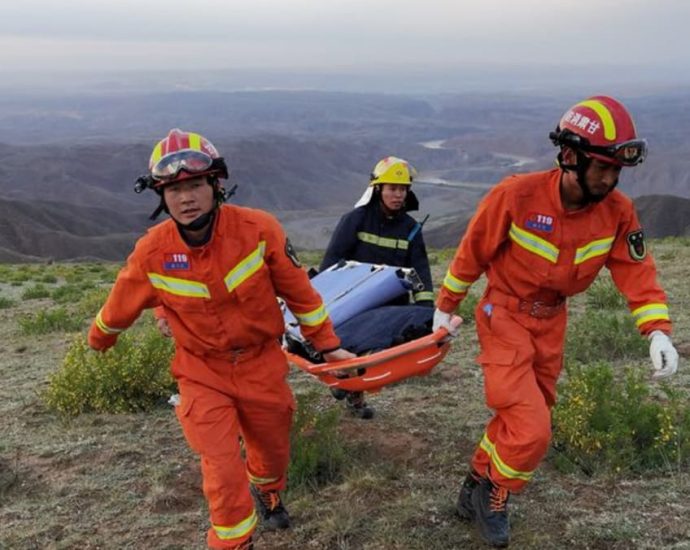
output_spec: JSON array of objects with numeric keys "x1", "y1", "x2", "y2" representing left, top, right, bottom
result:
[
  {"x1": 89, "y1": 129, "x2": 354, "y2": 549},
  {"x1": 433, "y1": 97, "x2": 679, "y2": 547}
]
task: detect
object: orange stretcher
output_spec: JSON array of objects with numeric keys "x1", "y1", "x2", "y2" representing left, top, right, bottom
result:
[{"x1": 285, "y1": 327, "x2": 452, "y2": 393}]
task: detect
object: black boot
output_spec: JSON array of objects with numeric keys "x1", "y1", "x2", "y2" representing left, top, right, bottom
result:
[
  {"x1": 456, "y1": 470, "x2": 482, "y2": 520},
  {"x1": 471, "y1": 478, "x2": 510, "y2": 547},
  {"x1": 346, "y1": 391, "x2": 375, "y2": 419},
  {"x1": 250, "y1": 485, "x2": 291, "y2": 530}
]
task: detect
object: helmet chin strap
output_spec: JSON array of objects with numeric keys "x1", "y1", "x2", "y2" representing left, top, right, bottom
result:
[
  {"x1": 175, "y1": 209, "x2": 215, "y2": 232},
  {"x1": 558, "y1": 150, "x2": 617, "y2": 205}
]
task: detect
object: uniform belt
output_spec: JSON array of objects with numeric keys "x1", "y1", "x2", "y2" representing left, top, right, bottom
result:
[
  {"x1": 227, "y1": 344, "x2": 267, "y2": 362},
  {"x1": 486, "y1": 288, "x2": 565, "y2": 319},
  {"x1": 197, "y1": 342, "x2": 269, "y2": 363}
]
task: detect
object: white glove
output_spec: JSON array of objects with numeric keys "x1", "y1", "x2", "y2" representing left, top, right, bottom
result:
[
  {"x1": 433, "y1": 308, "x2": 459, "y2": 336},
  {"x1": 649, "y1": 330, "x2": 679, "y2": 379}
]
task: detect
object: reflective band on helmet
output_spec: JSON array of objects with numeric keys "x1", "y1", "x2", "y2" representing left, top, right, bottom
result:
[
  {"x1": 443, "y1": 271, "x2": 471, "y2": 294},
  {"x1": 577, "y1": 99, "x2": 617, "y2": 141},
  {"x1": 224, "y1": 242, "x2": 267, "y2": 293},
  {"x1": 509, "y1": 223, "x2": 560, "y2": 264},
  {"x1": 294, "y1": 304, "x2": 329, "y2": 327},
  {"x1": 479, "y1": 432, "x2": 534, "y2": 482},
  {"x1": 632, "y1": 303, "x2": 670, "y2": 327},
  {"x1": 213, "y1": 510, "x2": 257, "y2": 541},
  {"x1": 147, "y1": 273, "x2": 211, "y2": 298},
  {"x1": 574, "y1": 236, "x2": 614, "y2": 265},
  {"x1": 357, "y1": 231, "x2": 408, "y2": 250}
]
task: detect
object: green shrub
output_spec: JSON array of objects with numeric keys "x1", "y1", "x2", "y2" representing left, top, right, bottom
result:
[
  {"x1": 585, "y1": 276, "x2": 625, "y2": 310},
  {"x1": 43, "y1": 325, "x2": 175, "y2": 415},
  {"x1": 64, "y1": 269, "x2": 90, "y2": 284},
  {"x1": 565, "y1": 310, "x2": 647, "y2": 363},
  {"x1": 0, "y1": 296, "x2": 15, "y2": 309},
  {"x1": 21, "y1": 284, "x2": 51, "y2": 300},
  {"x1": 9, "y1": 273, "x2": 29, "y2": 284},
  {"x1": 36, "y1": 273, "x2": 58, "y2": 284},
  {"x1": 457, "y1": 291, "x2": 480, "y2": 324},
  {"x1": 552, "y1": 362, "x2": 690, "y2": 475},
  {"x1": 19, "y1": 308, "x2": 84, "y2": 334},
  {"x1": 77, "y1": 287, "x2": 111, "y2": 319},
  {"x1": 289, "y1": 391, "x2": 346, "y2": 491},
  {"x1": 51, "y1": 284, "x2": 84, "y2": 304}
]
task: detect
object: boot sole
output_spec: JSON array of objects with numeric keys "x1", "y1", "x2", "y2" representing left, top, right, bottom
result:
[
  {"x1": 456, "y1": 501, "x2": 474, "y2": 521},
  {"x1": 470, "y1": 487, "x2": 510, "y2": 548}
]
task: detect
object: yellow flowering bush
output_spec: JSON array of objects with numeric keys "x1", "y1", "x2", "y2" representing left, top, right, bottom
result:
[
  {"x1": 43, "y1": 324, "x2": 175, "y2": 416},
  {"x1": 552, "y1": 362, "x2": 690, "y2": 474},
  {"x1": 289, "y1": 390, "x2": 345, "y2": 491}
]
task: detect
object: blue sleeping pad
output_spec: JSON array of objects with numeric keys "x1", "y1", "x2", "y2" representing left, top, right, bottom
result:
[{"x1": 283, "y1": 261, "x2": 418, "y2": 338}]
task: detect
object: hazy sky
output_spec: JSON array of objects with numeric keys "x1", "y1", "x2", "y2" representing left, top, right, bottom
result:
[{"x1": 1, "y1": 0, "x2": 688, "y2": 75}]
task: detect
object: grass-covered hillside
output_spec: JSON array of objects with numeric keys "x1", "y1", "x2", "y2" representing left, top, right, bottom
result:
[{"x1": 1, "y1": 239, "x2": 689, "y2": 549}]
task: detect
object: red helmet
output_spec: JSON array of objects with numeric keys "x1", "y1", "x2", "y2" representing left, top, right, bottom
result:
[
  {"x1": 550, "y1": 96, "x2": 647, "y2": 166},
  {"x1": 147, "y1": 129, "x2": 228, "y2": 188}
]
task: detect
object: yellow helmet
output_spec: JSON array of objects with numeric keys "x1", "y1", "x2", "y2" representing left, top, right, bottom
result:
[{"x1": 369, "y1": 156, "x2": 417, "y2": 186}]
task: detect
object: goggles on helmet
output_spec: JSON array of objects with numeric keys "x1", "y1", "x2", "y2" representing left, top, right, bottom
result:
[
  {"x1": 586, "y1": 139, "x2": 647, "y2": 167},
  {"x1": 151, "y1": 150, "x2": 214, "y2": 181}
]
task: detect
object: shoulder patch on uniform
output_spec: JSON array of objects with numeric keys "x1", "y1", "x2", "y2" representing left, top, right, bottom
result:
[
  {"x1": 285, "y1": 238, "x2": 301, "y2": 267},
  {"x1": 626, "y1": 229, "x2": 646, "y2": 261}
]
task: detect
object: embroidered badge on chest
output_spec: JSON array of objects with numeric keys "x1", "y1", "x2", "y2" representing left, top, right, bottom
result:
[
  {"x1": 525, "y1": 213, "x2": 555, "y2": 233},
  {"x1": 626, "y1": 230, "x2": 647, "y2": 261},
  {"x1": 164, "y1": 253, "x2": 191, "y2": 270}
]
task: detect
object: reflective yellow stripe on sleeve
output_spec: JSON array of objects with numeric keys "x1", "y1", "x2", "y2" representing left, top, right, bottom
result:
[
  {"x1": 574, "y1": 236, "x2": 615, "y2": 265},
  {"x1": 225, "y1": 241, "x2": 267, "y2": 293},
  {"x1": 147, "y1": 273, "x2": 210, "y2": 298},
  {"x1": 294, "y1": 304, "x2": 328, "y2": 327},
  {"x1": 95, "y1": 308, "x2": 124, "y2": 335},
  {"x1": 443, "y1": 271, "x2": 471, "y2": 294},
  {"x1": 357, "y1": 231, "x2": 409, "y2": 250},
  {"x1": 479, "y1": 432, "x2": 534, "y2": 482},
  {"x1": 631, "y1": 303, "x2": 670, "y2": 327},
  {"x1": 414, "y1": 291, "x2": 435, "y2": 302},
  {"x1": 509, "y1": 222, "x2": 559, "y2": 264},
  {"x1": 213, "y1": 510, "x2": 257, "y2": 541}
]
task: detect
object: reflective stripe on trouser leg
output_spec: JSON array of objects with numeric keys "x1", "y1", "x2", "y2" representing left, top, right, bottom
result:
[
  {"x1": 470, "y1": 298, "x2": 566, "y2": 492},
  {"x1": 237, "y1": 345, "x2": 296, "y2": 492},
  {"x1": 174, "y1": 378, "x2": 256, "y2": 549}
]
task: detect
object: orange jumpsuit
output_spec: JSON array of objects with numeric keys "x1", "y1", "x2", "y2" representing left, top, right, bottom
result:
[
  {"x1": 437, "y1": 169, "x2": 671, "y2": 493},
  {"x1": 89, "y1": 204, "x2": 339, "y2": 549}
]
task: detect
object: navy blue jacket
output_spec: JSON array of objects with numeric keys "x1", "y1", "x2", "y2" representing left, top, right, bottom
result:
[{"x1": 320, "y1": 202, "x2": 434, "y2": 303}]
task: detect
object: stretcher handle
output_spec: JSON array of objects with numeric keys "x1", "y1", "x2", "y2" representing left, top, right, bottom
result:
[{"x1": 287, "y1": 328, "x2": 451, "y2": 373}]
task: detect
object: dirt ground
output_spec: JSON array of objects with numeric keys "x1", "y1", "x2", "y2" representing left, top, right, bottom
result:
[{"x1": 1, "y1": 239, "x2": 690, "y2": 549}]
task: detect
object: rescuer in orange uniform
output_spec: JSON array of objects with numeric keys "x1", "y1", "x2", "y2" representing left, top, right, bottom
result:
[
  {"x1": 432, "y1": 96, "x2": 679, "y2": 547},
  {"x1": 88, "y1": 129, "x2": 354, "y2": 550}
]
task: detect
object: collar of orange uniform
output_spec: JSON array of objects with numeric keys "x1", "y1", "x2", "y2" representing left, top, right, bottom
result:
[{"x1": 167, "y1": 205, "x2": 224, "y2": 252}]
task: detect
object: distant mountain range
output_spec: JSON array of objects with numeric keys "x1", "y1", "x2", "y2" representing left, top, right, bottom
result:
[
  {"x1": 1, "y1": 192, "x2": 687, "y2": 263},
  {"x1": 1, "y1": 89, "x2": 689, "y2": 261}
]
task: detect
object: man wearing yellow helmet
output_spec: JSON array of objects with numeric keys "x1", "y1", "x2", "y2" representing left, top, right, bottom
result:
[{"x1": 320, "y1": 156, "x2": 434, "y2": 418}]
